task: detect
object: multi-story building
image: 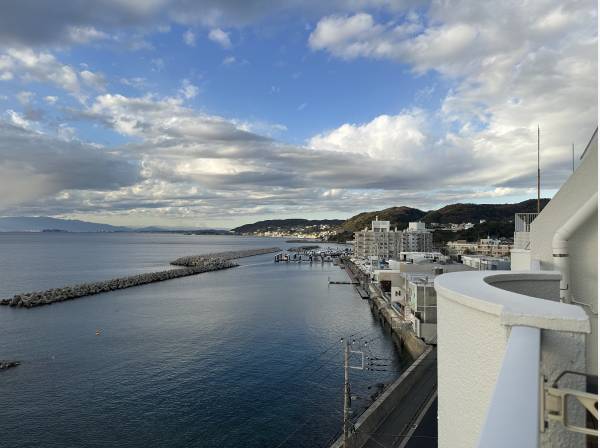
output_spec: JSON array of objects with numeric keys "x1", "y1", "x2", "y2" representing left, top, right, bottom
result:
[
  {"x1": 353, "y1": 219, "x2": 432, "y2": 259},
  {"x1": 447, "y1": 237, "x2": 512, "y2": 257},
  {"x1": 398, "y1": 221, "x2": 433, "y2": 252},
  {"x1": 434, "y1": 128, "x2": 597, "y2": 447},
  {"x1": 352, "y1": 217, "x2": 400, "y2": 259}
]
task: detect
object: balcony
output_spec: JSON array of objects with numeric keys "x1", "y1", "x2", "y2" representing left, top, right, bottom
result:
[
  {"x1": 434, "y1": 270, "x2": 594, "y2": 447},
  {"x1": 514, "y1": 212, "x2": 538, "y2": 249}
]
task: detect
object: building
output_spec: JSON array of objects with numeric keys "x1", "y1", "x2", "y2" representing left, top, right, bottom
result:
[
  {"x1": 446, "y1": 239, "x2": 478, "y2": 254},
  {"x1": 353, "y1": 219, "x2": 432, "y2": 259},
  {"x1": 374, "y1": 258, "x2": 471, "y2": 343},
  {"x1": 399, "y1": 222, "x2": 433, "y2": 253},
  {"x1": 434, "y1": 128, "x2": 597, "y2": 447},
  {"x1": 461, "y1": 254, "x2": 511, "y2": 270},
  {"x1": 353, "y1": 217, "x2": 400, "y2": 259},
  {"x1": 447, "y1": 237, "x2": 512, "y2": 257}
]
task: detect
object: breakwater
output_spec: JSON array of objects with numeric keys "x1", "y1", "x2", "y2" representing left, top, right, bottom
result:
[
  {"x1": 1, "y1": 247, "x2": 281, "y2": 309},
  {"x1": 171, "y1": 247, "x2": 281, "y2": 266},
  {"x1": 0, "y1": 360, "x2": 20, "y2": 371}
]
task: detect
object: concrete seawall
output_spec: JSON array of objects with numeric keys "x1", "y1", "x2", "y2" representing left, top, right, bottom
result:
[{"x1": 1, "y1": 247, "x2": 281, "y2": 309}]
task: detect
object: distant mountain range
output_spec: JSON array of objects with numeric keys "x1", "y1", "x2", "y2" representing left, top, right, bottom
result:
[
  {"x1": 231, "y1": 219, "x2": 344, "y2": 234},
  {"x1": 3, "y1": 199, "x2": 549, "y2": 236},
  {"x1": 0, "y1": 217, "x2": 129, "y2": 233},
  {"x1": 233, "y1": 199, "x2": 550, "y2": 242},
  {"x1": 0, "y1": 217, "x2": 230, "y2": 234}
]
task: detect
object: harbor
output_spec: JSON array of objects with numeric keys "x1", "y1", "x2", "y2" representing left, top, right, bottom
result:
[
  {"x1": 274, "y1": 246, "x2": 350, "y2": 264},
  {"x1": 0, "y1": 234, "x2": 403, "y2": 448}
]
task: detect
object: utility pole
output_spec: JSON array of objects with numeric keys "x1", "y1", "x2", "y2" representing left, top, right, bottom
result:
[
  {"x1": 537, "y1": 125, "x2": 541, "y2": 214},
  {"x1": 341, "y1": 338, "x2": 365, "y2": 448},
  {"x1": 343, "y1": 338, "x2": 351, "y2": 448}
]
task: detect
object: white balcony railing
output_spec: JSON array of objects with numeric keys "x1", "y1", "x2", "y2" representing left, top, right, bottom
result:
[
  {"x1": 514, "y1": 213, "x2": 538, "y2": 249},
  {"x1": 515, "y1": 213, "x2": 538, "y2": 232},
  {"x1": 434, "y1": 270, "x2": 591, "y2": 448},
  {"x1": 478, "y1": 325, "x2": 541, "y2": 447}
]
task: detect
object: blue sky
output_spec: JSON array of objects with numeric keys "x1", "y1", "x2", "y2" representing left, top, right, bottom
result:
[{"x1": 0, "y1": 1, "x2": 596, "y2": 228}]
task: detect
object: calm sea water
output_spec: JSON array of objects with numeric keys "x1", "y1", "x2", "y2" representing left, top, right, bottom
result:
[{"x1": 0, "y1": 233, "x2": 406, "y2": 447}]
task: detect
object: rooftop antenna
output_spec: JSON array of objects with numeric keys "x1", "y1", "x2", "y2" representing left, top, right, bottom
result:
[{"x1": 537, "y1": 125, "x2": 541, "y2": 214}]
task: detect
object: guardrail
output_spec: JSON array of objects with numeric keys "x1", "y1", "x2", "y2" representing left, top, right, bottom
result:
[{"x1": 515, "y1": 213, "x2": 538, "y2": 233}]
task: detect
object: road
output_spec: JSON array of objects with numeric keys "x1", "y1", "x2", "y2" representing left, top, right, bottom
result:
[{"x1": 360, "y1": 348, "x2": 437, "y2": 448}]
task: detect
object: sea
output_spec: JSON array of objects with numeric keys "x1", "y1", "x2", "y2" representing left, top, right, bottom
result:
[{"x1": 0, "y1": 233, "x2": 407, "y2": 448}]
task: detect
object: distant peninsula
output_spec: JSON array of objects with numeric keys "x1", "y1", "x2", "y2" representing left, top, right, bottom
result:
[{"x1": 0, "y1": 217, "x2": 230, "y2": 234}]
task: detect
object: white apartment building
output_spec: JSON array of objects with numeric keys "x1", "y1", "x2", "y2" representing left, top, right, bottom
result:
[
  {"x1": 434, "y1": 128, "x2": 598, "y2": 447},
  {"x1": 461, "y1": 254, "x2": 511, "y2": 270},
  {"x1": 353, "y1": 218, "x2": 432, "y2": 259},
  {"x1": 447, "y1": 238, "x2": 512, "y2": 257}
]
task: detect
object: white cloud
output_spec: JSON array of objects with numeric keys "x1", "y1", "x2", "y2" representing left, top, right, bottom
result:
[
  {"x1": 16, "y1": 91, "x2": 34, "y2": 105},
  {"x1": 151, "y1": 58, "x2": 164, "y2": 71},
  {"x1": 222, "y1": 56, "x2": 236, "y2": 65},
  {"x1": 179, "y1": 79, "x2": 199, "y2": 99},
  {"x1": 208, "y1": 28, "x2": 232, "y2": 48},
  {"x1": 183, "y1": 29, "x2": 196, "y2": 46},
  {"x1": 44, "y1": 95, "x2": 58, "y2": 105},
  {"x1": 120, "y1": 77, "x2": 149, "y2": 89},
  {"x1": 309, "y1": 2, "x2": 597, "y2": 190},
  {"x1": 309, "y1": 111, "x2": 427, "y2": 161},
  {"x1": 66, "y1": 26, "x2": 110, "y2": 44},
  {"x1": 80, "y1": 69, "x2": 107, "y2": 91}
]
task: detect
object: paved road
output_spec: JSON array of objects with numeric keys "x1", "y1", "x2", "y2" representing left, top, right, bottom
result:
[{"x1": 360, "y1": 348, "x2": 437, "y2": 448}]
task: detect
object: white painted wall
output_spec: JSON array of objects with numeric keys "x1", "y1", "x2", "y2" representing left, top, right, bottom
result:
[
  {"x1": 435, "y1": 271, "x2": 589, "y2": 448},
  {"x1": 510, "y1": 248, "x2": 531, "y2": 270},
  {"x1": 437, "y1": 291, "x2": 507, "y2": 448},
  {"x1": 530, "y1": 129, "x2": 597, "y2": 374}
]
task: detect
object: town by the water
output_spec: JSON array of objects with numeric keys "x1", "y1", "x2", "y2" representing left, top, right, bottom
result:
[{"x1": 0, "y1": 1, "x2": 597, "y2": 446}]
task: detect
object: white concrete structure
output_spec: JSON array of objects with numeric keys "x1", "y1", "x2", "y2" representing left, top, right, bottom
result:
[
  {"x1": 353, "y1": 220, "x2": 433, "y2": 259},
  {"x1": 435, "y1": 271, "x2": 590, "y2": 447},
  {"x1": 461, "y1": 254, "x2": 511, "y2": 271},
  {"x1": 436, "y1": 128, "x2": 598, "y2": 447}
]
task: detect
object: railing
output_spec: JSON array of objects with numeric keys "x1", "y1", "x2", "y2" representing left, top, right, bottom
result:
[
  {"x1": 435, "y1": 270, "x2": 591, "y2": 447},
  {"x1": 515, "y1": 213, "x2": 538, "y2": 232},
  {"x1": 477, "y1": 326, "x2": 541, "y2": 447},
  {"x1": 514, "y1": 213, "x2": 538, "y2": 249}
]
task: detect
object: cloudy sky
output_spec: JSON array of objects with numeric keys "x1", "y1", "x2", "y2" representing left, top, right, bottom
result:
[{"x1": 0, "y1": 0, "x2": 596, "y2": 228}]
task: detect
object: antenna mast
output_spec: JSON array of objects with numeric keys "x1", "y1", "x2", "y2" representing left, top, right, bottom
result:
[{"x1": 537, "y1": 126, "x2": 541, "y2": 213}]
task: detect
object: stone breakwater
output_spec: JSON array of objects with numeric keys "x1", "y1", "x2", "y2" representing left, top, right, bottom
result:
[
  {"x1": 0, "y1": 360, "x2": 20, "y2": 371},
  {"x1": 170, "y1": 247, "x2": 281, "y2": 267},
  {"x1": 0, "y1": 259, "x2": 237, "y2": 308},
  {"x1": 0, "y1": 247, "x2": 281, "y2": 309}
]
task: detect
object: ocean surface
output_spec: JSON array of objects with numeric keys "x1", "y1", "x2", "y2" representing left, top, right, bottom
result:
[{"x1": 0, "y1": 233, "x2": 407, "y2": 447}]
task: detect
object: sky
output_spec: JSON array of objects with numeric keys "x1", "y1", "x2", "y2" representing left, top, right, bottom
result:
[{"x1": 0, "y1": 0, "x2": 597, "y2": 228}]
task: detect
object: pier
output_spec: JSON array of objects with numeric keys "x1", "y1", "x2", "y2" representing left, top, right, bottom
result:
[{"x1": 1, "y1": 247, "x2": 281, "y2": 309}]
